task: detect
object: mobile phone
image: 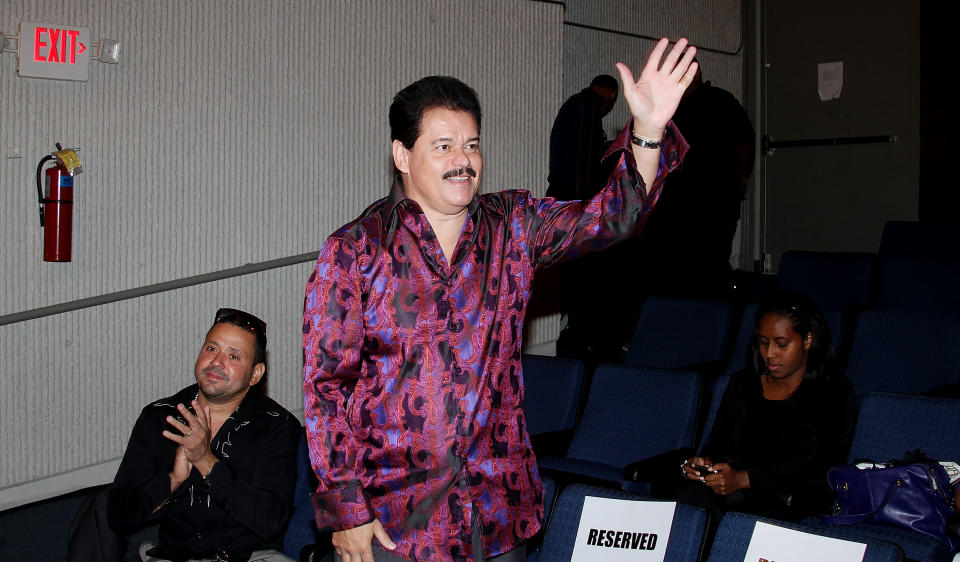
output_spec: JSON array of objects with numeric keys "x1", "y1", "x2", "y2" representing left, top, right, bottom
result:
[{"x1": 693, "y1": 465, "x2": 712, "y2": 476}]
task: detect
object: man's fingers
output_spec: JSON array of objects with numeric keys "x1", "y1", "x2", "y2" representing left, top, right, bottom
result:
[
  {"x1": 164, "y1": 415, "x2": 189, "y2": 434},
  {"x1": 642, "y1": 37, "x2": 670, "y2": 75},
  {"x1": 614, "y1": 62, "x2": 635, "y2": 89},
  {"x1": 162, "y1": 430, "x2": 185, "y2": 444},
  {"x1": 660, "y1": 37, "x2": 688, "y2": 73},
  {"x1": 373, "y1": 521, "x2": 397, "y2": 550},
  {"x1": 672, "y1": 46, "x2": 698, "y2": 81},
  {"x1": 176, "y1": 403, "x2": 201, "y2": 427}
]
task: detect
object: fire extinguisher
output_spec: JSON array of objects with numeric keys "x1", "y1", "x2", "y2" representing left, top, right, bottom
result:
[{"x1": 36, "y1": 143, "x2": 83, "y2": 262}]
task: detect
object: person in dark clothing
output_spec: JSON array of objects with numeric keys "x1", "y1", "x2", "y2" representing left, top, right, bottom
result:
[
  {"x1": 637, "y1": 61, "x2": 755, "y2": 299},
  {"x1": 107, "y1": 308, "x2": 301, "y2": 562},
  {"x1": 546, "y1": 74, "x2": 619, "y2": 201},
  {"x1": 546, "y1": 75, "x2": 627, "y2": 362},
  {"x1": 677, "y1": 291, "x2": 856, "y2": 523}
]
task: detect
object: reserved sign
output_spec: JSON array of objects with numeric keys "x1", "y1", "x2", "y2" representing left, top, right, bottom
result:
[
  {"x1": 571, "y1": 496, "x2": 676, "y2": 562},
  {"x1": 743, "y1": 521, "x2": 866, "y2": 562}
]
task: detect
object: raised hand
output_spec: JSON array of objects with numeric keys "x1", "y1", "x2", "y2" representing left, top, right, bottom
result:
[{"x1": 616, "y1": 37, "x2": 698, "y2": 140}]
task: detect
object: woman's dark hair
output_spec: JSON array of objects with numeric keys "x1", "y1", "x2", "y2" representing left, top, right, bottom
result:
[
  {"x1": 389, "y1": 76, "x2": 482, "y2": 149},
  {"x1": 750, "y1": 291, "x2": 836, "y2": 381}
]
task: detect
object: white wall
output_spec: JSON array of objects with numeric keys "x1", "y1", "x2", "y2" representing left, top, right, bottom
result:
[{"x1": 0, "y1": 0, "x2": 563, "y2": 510}]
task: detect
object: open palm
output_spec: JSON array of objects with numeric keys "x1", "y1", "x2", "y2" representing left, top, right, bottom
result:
[{"x1": 616, "y1": 37, "x2": 698, "y2": 138}]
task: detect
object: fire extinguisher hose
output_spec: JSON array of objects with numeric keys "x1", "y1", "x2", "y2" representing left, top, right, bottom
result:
[{"x1": 35, "y1": 154, "x2": 55, "y2": 227}]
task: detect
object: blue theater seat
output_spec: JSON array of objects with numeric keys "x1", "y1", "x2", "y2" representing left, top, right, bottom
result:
[
  {"x1": 537, "y1": 365, "x2": 700, "y2": 492},
  {"x1": 777, "y1": 250, "x2": 876, "y2": 311},
  {"x1": 625, "y1": 297, "x2": 733, "y2": 371},
  {"x1": 802, "y1": 392, "x2": 960, "y2": 561},
  {"x1": 534, "y1": 483, "x2": 709, "y2": 562},
  {"x1": 708, "y1": 512, "x2": 903, "y2": 562},
  {"x1": 873, "y1": 256, "x2": 960, "y2": 315},
  {"x1": 521, "y1": 354, "x2": 584, "y2": 437},
  {"x1": 843, "y1": 311, "x2": 960, "y2": 396}
]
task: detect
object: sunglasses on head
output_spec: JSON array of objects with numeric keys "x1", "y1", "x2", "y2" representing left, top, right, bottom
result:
[{"x1": 214, "y1": 308, "x2": 267, "y2": 338}]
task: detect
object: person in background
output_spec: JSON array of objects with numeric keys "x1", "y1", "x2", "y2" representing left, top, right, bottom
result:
[{"x1": 546, "y1": 74, "x2": 619, "y2": 201}]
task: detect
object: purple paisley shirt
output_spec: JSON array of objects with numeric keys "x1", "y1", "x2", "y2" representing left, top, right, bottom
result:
[{"x1": 303, "y1": 121, "x2": 687, "y2": 561}]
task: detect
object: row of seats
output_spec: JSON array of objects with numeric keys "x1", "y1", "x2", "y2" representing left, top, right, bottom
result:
[
  {"x1": 525, "y1": 368, "x2": 960, "y2": 561},
  {"x1": 781, "y1": 219, "x2": 960, "y2": 314},
  {"x1": 777, "y1": 250, "x2": 960, "y2": 316},
  {"x1": 528, "y1": 483, "x2": 904, "y2": 561},
  {"x1": 616, "y1": 295, "x2": 960, "y2": 397}
]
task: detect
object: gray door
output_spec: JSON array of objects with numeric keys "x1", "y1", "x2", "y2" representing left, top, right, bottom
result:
[{"x1": 759, "y1": 0, "x2": 920, "y2": 271}]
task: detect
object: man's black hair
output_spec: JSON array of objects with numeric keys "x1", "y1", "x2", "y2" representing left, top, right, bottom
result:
[
  {"x1": 389, "y1": 76, "x2": 482, "y2": 149},
  {"x1": 590, "y1": 74, "x2": 619, "y2": 92}
]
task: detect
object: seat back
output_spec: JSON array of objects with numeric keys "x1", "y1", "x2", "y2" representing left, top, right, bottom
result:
[
  {"x1": 844, "y1": 311, "x2": 960, "y2": 396},
  {"x1": 521, "y1": 354, "x2": 585, "y2": 435},
  {"x1": 625, "y1": 297, "x2": 733, "y2": 369},
  {"x1": 282, "y1": 429, "x2": 321, "y2": 559},
  {"x1": 696, "y1": 374, "x2": 730, "y2": 453},
  {"x1": 848, "y1": 392, "x2": 960, "y2": 463},
  {"x1": 879, "y1": 220, "x2": 960, "y2": 259},
  {"x1": 537, "y1": 483, "x2": 709, "y2": 562},
  {"x1": 777, "y1": 251, "x2": 876, "y2": 311},
  {"x1": 525, "y1": 474, "x2": 559, "y2": 562},
  {"x1": 566, "y1": 365, "x2": 700, "y2": 468},
  {"x1": 873, "y1": 256, "x2": 960, "y2": 315},
  {"x1": 707, "y1": 512, "x2": 903, "y2": 562}
]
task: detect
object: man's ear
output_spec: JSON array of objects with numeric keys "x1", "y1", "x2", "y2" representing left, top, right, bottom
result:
[
  {"x1": 392, "y1": 139, "x2": 410, "y2": 174},
  {"x1": 250, "y1": 363, "x2": 265, "y2": 387}
]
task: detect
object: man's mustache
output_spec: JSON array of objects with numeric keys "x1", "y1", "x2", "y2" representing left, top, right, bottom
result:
[
  {"x1": 204, "y1": 367, "x2": 226, "y2": 379},
  {"x1": 442, "y1": 167, "x2": 477, "y2": 180}
]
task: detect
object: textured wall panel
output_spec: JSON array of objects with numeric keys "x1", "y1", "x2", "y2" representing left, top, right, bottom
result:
[
  {"x1": 0, "y1": 0, "x2": 563, "y2": 505},
  {"x1": 562, "y1": 0, "x2": 742, "y2": 55},
  {"x1": 0, "y1": 262, "x2": 313, "y2": 491},
  {"x1": 0, "y1": 0, "x2": 562, "y2": 316}
]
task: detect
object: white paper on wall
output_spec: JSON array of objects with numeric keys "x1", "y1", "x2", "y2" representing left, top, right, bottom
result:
[{"x1": 818, "y1": 61, "x2": 844, "y2": 100}]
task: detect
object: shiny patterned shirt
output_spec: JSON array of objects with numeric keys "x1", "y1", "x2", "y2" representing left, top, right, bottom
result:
[{"x1": 302, "y1": 122, "x2": 686, "y2": 561}]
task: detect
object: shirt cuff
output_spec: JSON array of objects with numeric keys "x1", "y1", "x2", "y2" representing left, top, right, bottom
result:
[
  {"x1": 605, "y1": 119, "x2": 689, "y2": 174},
  {"x1": 198, "y1": 460, "x2": 233, "y2": 502},
  {"x1": 311, "y1": 482, "x2": 374, "y2": 531}
]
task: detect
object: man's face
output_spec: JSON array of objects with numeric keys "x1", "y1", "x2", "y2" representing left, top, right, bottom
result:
[
  {"x1": 392, "y1": 107, "x2": 483, "y2": 218},
  {"x1": 194, "y1": 323, "x2": 264, "y2": 404},
  {"x1": 596, "y1": 86, "x2": 617, "y2": 116}
]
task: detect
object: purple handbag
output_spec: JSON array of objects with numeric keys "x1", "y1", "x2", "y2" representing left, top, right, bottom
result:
[{"x1": 821, "y1": 461, "x2": 959, "y2": 550}]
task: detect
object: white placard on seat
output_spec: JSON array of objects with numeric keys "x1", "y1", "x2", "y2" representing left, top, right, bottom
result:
[
  {"x1": 571, "y1": 496, "x2": 676, "y2": 562},
  {"x1": 743, "y1": 521, "x2": 866, "y2": 562}
]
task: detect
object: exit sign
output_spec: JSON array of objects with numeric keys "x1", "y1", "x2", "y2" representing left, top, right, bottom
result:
[{"x1": 18, "y1": 22, "x2": 91, "y2": 81}]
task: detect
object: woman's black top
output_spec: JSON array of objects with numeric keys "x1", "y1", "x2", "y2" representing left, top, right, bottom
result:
[{"x1": 701, "y1": 369, "x2": 856, "y2": 501}]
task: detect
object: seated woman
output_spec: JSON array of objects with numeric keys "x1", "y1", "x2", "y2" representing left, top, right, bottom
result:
[{"x1": 676, "y1": 291, "x2": 856, "y2": 522}]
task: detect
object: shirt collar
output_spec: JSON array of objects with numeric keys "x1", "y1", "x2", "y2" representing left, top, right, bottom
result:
[{"x1": 384, "y1": 174, "x2": 483, "y2": 219}]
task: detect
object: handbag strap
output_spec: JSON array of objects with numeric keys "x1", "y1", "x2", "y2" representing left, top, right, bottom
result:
[{"x1": 822, "y1": 475, "x2": 904, "y2": 525}]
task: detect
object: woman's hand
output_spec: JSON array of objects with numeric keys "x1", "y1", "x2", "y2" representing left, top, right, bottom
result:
[
  {"x1": 681, "y1": 456, "x2": 714, "y2": 481},
  {"x1": 703, "y1": 462, "x2": 750, "y2": 495}
]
